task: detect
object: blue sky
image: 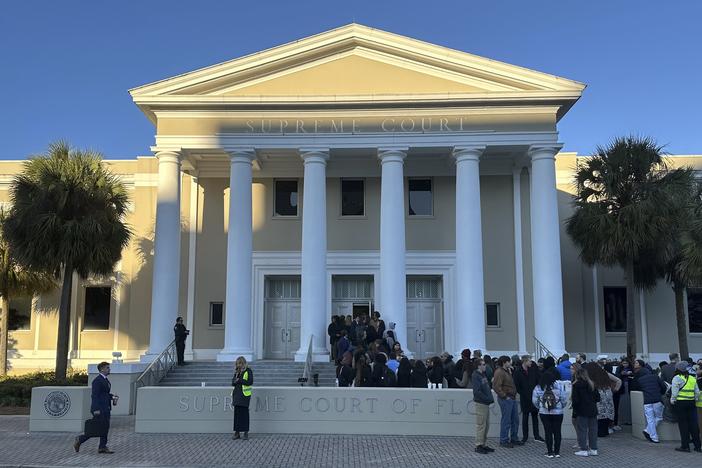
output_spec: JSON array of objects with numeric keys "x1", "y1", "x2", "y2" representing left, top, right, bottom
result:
[{"x1": 1, "y1": 1, "x2": 700, "y2": 159}]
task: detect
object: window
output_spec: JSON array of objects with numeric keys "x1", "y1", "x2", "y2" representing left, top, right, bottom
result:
[
  {"x1": 408, "y1": 179, "x2": 432, "y2": 216},
  {"x1": 8, "y1": 296, "x2": 32, "y2": 331},
  {"x1": 274, "y1": 180, "x2": 298, "y2": 216},
  {"x1": 209, "y1": 302, "x2": 224, "y2": 327},
  {"x1": 603, "y1": 287, "x2": 627, "y2": 332},
  {"x1": 341, "y1": 179, "x2": 364, "y2": 216},
  {"x1": 686, "y1": 288, "x2": 702, "y2": 333},
  {"x1": 83, "y1": 287, "x2": 111, "y2": 330},
  {"x1": 486, "y1": 303, "x2": 500, "y2": 328}
]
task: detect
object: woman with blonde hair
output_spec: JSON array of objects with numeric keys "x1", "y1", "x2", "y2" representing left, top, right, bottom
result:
[{"x1": 231, "y1": 356, "x2": 253, "y2": 440}]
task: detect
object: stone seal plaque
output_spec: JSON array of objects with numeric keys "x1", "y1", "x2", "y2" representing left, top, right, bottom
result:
[{"x1": 44, "y1": 391, "x2": 71, "y2": 418}]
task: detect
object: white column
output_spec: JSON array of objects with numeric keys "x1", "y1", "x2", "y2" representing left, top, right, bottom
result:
[
  {"x1": 143, "y1": 150, "x2": 182, "y2": 359},
  {"x1": 185, "y1": 174, "x2": 199, "y2": 360},
  {"x1": 512, "y1": 166, "x2": 527, "y2": 354},
  {"x1": 453, "y1": 146, "x2": 486, "y2": 354},
  {"x1": 529, "y1": 144, "x2": 566, "y2": 355},
  {"x1": 378, "y1": 148, "x2": 409, "y2": 353},
  {"x1": 639, "y1": 289, "x2": 649, "y2": 357},
  {"x1": 218, "y1": 149, "x2": 255, "y2": 362},
  {"x1": 592, "y1": 265, "x2": 602, "y2": 354},
  {"x1": 295, "y1": 149, "x2": 330, "y2": 362}
]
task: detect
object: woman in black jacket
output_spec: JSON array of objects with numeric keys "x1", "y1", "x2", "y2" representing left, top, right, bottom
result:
[
  {"x1": 572, "y1": 367, "x2": 599, "y2": 456},
  {"x1": 232, "y1": 356, "x2": 253, "y2": 440},
  {"x1": 428, "y1": 356, "x2": 444, "y2": 387},
  {"x1": 396, "y1": 357, "x2": 411, "y2": 387},
  {"x1": 410, "y1": 359, "x2": 429, "y2": 388}
]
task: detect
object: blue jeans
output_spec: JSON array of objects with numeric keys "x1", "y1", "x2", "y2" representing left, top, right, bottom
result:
[{"x1": 497, "y1": 397, "x2": 519, "y2": 443}]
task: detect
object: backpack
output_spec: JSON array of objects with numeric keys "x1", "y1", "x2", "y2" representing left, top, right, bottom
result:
[{"x1": 542, "y1": 385, "x2": 557, "y2": 411}]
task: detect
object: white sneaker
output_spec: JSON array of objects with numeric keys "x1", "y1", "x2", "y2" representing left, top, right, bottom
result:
[
  {"x1": 575, "y1": 450, "x2": 589, "y2": 457},
  {"x1": 612, "y1": 425, "x2": 622, "y2": 431},
  {"x1": 588, "y1": 449, "x2": 598, "y2": 456},
  {"x1": 608, "y1": 428, "x2": 614, "y2": 435}
]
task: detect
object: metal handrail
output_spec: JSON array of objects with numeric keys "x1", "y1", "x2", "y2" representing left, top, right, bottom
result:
[
  {"x1": 135, "y1": 339, "x2": 177, "y2": 391},
  {"x1": 301, "y1": 335, "x2": 314, "y2": 387},
  {"x1": 534, "y1": 336, "x2": 556, "y2": 361}
]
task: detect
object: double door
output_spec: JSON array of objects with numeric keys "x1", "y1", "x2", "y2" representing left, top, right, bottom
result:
[
  {"x1": 407, "y1": 301, "x2": 443, "y2": 360},
  {"x1": 263, "y1": 300, "x2": 301, "y2": 360}
]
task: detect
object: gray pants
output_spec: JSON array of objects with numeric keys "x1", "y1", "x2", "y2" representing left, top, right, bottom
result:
[{"x1": 575, "y1": 416, "x2": 598, "y2": 451}]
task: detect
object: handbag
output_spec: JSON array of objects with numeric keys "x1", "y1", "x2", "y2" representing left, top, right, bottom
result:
[{"x1": 84, "y1": 415, "x2": 109, "y2": 437}]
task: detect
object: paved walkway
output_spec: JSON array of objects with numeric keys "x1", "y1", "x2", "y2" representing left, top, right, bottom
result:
[{"x1": 0, "y1": 415, "x2": 700, "y2": 467}]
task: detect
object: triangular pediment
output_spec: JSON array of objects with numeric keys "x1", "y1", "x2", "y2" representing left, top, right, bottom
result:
[{"x1": 130, "y1": 23, "x2": 584, "y2": 116}]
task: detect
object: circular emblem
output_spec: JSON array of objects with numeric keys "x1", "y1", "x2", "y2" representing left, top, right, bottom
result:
[{"x1": 44, "y1": 391, "x2": 71, "y2": 418}]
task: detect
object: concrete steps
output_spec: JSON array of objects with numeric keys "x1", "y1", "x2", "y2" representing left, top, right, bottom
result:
[{"x1": 158, "y1": 360, "x2": 337, "y2": 387}]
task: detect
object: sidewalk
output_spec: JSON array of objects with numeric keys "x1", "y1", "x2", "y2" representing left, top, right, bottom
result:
[{"x1": 0, "y1": 415, "x2": 699, "y2": 467}]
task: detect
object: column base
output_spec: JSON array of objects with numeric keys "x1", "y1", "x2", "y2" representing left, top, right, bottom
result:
[{"x1": 216, "y1": 350, "x2": 254, "y2": 363}]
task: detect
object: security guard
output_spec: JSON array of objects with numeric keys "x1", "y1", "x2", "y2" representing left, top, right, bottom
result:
[
  {"x1": 173, "y1": 317, "x2": 189, "y2": 365},
  {"x1": 232, "y1": 356, "x2": 253, "y2": 440},
  {"x1": 670, "y1": 361, "x2": 701, "y2": 452}
]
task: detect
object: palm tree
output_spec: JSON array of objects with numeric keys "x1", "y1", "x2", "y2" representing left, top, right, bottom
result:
[
  {"x1": 2, "y1": 141, "x2": 131, "y2": 379},
  {"x1": 0, "y1": 211, "x2": 55, "y2": 375},
  {"x1": 651, "y1": 172, "x2": 702, "y2": 360},
  {"x1": 566, "y1": 136, "x2": 683, "y2": 358}
]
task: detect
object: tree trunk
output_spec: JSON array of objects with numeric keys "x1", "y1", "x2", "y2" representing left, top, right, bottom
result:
[
  {"x1": 673, "y1": 283, "x2": 690, "y2": 361},
  {"x1": 0, "y1": 296, "x2": 8, "y2": 376},
  {"x1": 55, "y1": 263, "x2": 73, "y2": 381},
  {"x1": 625, "y1": 259, "x2": 637, "y2": 359}
]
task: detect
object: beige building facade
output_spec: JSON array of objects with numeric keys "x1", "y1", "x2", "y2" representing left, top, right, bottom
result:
[{"x1": 4, "y1": 25, "x2": 701, "y2": 371}]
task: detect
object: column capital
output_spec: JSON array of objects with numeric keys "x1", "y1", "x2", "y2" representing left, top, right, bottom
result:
[
  {"x1": 452, "y1": 145, "x2": 485, "y2": 163},
  {"x1": 528, "y1": 144, "x2": 563, "y2": 161},
  {"x1": 299, "y1": 148, "x2": 330, "y2": 165},
  {"x1": 151, "y1": 147, "x2": 182, "y2": 164},
  {"x1": 224, "y1": 147, "x2": 256, "y2": 164},
  {"x1": 378, "y1": 147, "x2": 408, "y2": 164}
]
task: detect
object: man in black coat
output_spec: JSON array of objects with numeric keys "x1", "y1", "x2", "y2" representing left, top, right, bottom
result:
[
  {"x1": 74, "y1": 361, "x2": 117, "y2": 453},
  {"x1": 631, "y1": 360, "x2": 667, "y2": 442},
  {"x1": 174, "y1": 317, "x2": 189, "y2": 365},
  {"x1": 513, "y1": 354, "x2": 544, "y2": 443}
]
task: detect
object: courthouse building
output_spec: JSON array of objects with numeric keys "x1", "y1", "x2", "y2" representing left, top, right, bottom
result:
[{"x1": 3, "y1": 24, "x2": 701, "y2": 371}]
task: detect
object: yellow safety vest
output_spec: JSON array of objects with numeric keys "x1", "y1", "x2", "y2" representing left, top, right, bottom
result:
[
  {"x1": 677, "y1": 375, "x2": 696, "y2": 401},
  {"x1": 242, "y1": 370, "x2": 252, "y2": 397}
]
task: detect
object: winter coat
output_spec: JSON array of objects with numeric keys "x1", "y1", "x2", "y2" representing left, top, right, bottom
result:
[
  {"x1": 472, "y1": 371, "x2": 495, "y2": 405},
  {"x1": 513, "y1": 363, "x2": 540, "y2": 411},
  {"x1": 232, "y1": 368, "x2": 253, "y2": 408},
  {"x1": 410, "y1": 368, "x2": 428, "y2": 388},
  {"x1": 631, "y1": 368, "x2": 666, "y2": 404},
  {"x1": 492, "y1": 367, "x2": 517, "y2": 399},
  {"x1": 556, "y1": 360, "x2": 573, "y2": 382},
  {"x1": 571, "y1": 380, "x2": 599, "y2": 418},
  {"x1": 532, "y1": 383, "x2": 568, "y2": 415}
]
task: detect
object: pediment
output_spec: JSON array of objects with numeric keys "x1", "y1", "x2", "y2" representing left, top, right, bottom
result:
[{"x1": 130, "y1": 24, "x2": 584, "y2": 116}]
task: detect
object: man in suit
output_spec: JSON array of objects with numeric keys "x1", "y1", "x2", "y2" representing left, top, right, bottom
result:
[
  {"x1": 74, "y1": 361, "x2": 117, "y2": 454},
  {"x1": 174, "y1": 317, "x2": 189, "y2": 365}
]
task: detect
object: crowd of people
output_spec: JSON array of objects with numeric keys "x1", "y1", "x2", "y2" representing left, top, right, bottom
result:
[{"x1": 329, "y1": 316, "x2": 702, "y2": 459}]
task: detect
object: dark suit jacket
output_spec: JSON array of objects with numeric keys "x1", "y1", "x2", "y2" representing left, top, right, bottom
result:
[{"x1": 90, "y1": 375, "x2": 113, "y2": 414}]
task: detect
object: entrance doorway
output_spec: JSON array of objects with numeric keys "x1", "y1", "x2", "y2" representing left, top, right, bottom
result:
[
  {"x1": 263, "y1": 276, "x2": 301, "y2": 360},
  {"x1": 331, "y1": 275, "x2": 374, "y2": 319},
  {"x1": 406, "y1": 276, "x2": 444, "y2": 360}
]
